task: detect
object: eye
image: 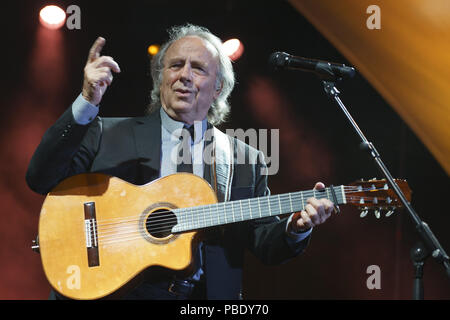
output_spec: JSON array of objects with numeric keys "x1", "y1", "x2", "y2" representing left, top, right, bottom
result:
[
  {"x1": 168, "y1": 60, "x2": 184, "y2": 69},
  {"x1": 192, "y1": 64, "x2": 207, "y2": 74},
  {"x1": 170, "y1": 63, "x2": 182, "y2": 69}
]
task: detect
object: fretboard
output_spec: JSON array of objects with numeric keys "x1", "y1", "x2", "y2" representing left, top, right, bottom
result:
[{"x1": 171, "y1": 186, "x2": 346, "y2": 233}]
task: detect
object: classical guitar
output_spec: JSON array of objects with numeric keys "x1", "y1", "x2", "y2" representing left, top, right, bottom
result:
[{"x1": 32, "y1": 173, "x2": 411, "y2": 299}]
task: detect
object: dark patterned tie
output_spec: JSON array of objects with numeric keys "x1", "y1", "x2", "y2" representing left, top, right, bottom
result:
[{"x1": 176, "y1": 125, "x2": 194, "y2": 173}]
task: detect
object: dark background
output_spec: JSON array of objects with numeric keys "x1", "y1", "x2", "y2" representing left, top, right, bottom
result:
[{"x1": 1, "y1": 0, "x2": 449, "y2": 299}]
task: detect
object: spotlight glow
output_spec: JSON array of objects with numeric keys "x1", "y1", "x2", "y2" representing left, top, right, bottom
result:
[
  {"x1": 147, "y1": 44, "x2": 160, "y2": 56},
  {"x1": 223, "y1": 38, "x2": 244, "y2": 61},
  {"x1": 39, "y1": 5, "x2": 66, "y2": 30}
]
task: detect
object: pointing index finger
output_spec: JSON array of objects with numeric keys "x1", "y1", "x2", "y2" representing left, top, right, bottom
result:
[{"x1": 88, "y1": 37, "x2": 106, "y2": 62}]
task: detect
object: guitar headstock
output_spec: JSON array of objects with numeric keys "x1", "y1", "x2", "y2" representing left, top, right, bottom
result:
[{"x1": 345, "y1": 178, "x2": 412, "y2": 218}]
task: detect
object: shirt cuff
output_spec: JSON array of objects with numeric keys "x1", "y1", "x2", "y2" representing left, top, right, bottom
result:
[
  {"x1": 71, "y1": 93, "x2": 99, "y2": 125},
  {"x1": 285, "y1": 213, "x2": 313, "y2": 243}
]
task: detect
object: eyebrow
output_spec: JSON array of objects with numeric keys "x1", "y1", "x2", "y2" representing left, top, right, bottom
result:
[{"x1": 166, "y1": 57, "x2": 209, "y2": 69}]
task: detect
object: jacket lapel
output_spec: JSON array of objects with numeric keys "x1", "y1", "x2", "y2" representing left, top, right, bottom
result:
[{"x1": 132, "y1": 110, "x2": 161, "y2": 182}]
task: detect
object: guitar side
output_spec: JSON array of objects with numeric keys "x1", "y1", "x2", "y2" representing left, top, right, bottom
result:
[{"x1": 38, "y1": 173, "x2": 217, "y2": 300}]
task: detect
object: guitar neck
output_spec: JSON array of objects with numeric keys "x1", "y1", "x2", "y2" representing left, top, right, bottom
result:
[{"x1": 171, "y1": 186, "x2": 346, "y2": 233}]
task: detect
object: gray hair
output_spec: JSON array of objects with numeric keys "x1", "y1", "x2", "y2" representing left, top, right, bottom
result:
[{"x1": 147, "y1": 24, "x2": 235, "y2": 125}]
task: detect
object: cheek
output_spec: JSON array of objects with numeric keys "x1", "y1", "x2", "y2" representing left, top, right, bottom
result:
[
  {"x1": 199, "y1": 80, "x2": 219, "y2": 100},
  {"x1": 160, "y1": 77, "x2": 172, "y2": 98}
]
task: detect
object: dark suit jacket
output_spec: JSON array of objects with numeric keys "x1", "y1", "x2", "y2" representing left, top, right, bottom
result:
[{"x1": 26, "y1": 106, "x2": 310, "y2": 299}]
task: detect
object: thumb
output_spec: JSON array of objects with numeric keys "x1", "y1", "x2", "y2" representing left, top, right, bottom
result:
[{"x1": 313, "y1": 182, "x2": 325, "y2": 190}]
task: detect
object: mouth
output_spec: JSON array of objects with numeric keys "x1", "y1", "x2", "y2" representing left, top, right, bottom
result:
[{"x1": 174, "y1": 88, "x2": 192, "y2": 97}]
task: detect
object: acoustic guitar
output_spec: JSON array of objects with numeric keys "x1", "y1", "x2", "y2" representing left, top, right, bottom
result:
[{"x1": 32, "y1": 173, "x2": 411, "y2": 299}]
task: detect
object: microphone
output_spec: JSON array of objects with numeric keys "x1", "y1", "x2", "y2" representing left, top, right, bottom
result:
[{"x1": 269, "y1": 51, "x2": 356, "y2": 80}]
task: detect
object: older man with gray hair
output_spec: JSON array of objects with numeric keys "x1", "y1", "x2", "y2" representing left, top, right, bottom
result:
[{"x1": 26, "y1": 24, "x2": 334, "y2": 300}]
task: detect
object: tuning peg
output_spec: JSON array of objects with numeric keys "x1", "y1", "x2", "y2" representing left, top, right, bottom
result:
[
  {"x1": 385, "y1": 207, "x2": 395, "y2": 217},
  {"x1": 374, "y1": 209, "x2": 381, "y2": 219},
  {"x1": 360, "y1": 207, "x2": 369, "y2": 218}
]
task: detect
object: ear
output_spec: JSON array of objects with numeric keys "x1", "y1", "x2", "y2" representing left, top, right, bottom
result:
[{"x1": 213, "y1": 80, "x2": 223, "y2": 99}]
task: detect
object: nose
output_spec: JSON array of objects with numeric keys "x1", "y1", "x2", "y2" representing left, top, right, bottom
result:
[{"x1": 179, "y1": 63, "x2": 193, "y2": 84}]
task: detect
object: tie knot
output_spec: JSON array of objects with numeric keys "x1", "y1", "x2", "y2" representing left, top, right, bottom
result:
[{"x1": 182, "y1": 124, "x2": 195, "y2": 142}]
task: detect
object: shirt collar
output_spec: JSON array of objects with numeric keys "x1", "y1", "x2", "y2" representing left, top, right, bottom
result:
[{"x1": 160, "y1": 107, "x2": 208, "y2": 144}]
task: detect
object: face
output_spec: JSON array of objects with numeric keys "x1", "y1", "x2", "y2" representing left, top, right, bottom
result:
[{"x1": 160, "y1": 36, "x2": 222, "y2": 124}]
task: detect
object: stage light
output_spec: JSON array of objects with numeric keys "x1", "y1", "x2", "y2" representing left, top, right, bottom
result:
[
  {"x1": 39, "y1": 5, "x2": 66, "y2": 30},
  {"x1": 223, "y1": 38, "x2": 244, "y2": 61},
  {"x1": 147, "y1": 44, "x2": 160, "y2": 57}
]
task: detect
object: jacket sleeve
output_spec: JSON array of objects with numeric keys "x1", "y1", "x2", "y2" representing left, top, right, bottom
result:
[
  {"x1": 245, "y1": 150, "x2": 311, "y2": 265},
  {"x1": 25, "y1": 106, "x2": 102, "y2": 195}
]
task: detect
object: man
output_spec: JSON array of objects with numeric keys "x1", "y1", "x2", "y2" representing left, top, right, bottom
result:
[{"x1": 26, "y1": 24, "x2": 334, "y2": 299}]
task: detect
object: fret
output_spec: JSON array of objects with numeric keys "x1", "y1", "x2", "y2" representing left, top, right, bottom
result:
[
  {"x1": 340, "y1": 185, "x2": 347, "y2": 204},
  {"x1": 278, "y1": 195, "x2": 282, "y2": 214},
  {"x1": 288, "y1": 193, "x2": 293, "y2": 212},
  {"x1": 216, "y1": 203, "x2": 220, "y2": 226},
  {"x1": 257, "y1": 197, "x2": 262, "y2": 218},
  {"x1": 202, "y1": 205, "x2": 206, "y2": 228},
  {"x1": 248, "y1": 198, "x2": 252, "y2": 219},
  {"x1": 300, "y1": 192, "x2": 304, "y2": 211},
  {"x1": 231, "y1": 201, "x2": 236, "y2": 222},
  {"x1": 269, "y1": 196, "x2": 274, "y2": 216},
  {"x1": 202, "y1": 206, "x2": 208, "y2": 227},
  {"x1": 174, "y1": 211, "x2": 182, "y2": 232},
  {"x1": 239, "y1": 199, "x2": 244, "y2": 221},
  {"x1": 201, "y1": 206, "x2": 205, "y2": 228},
  {"x1": 209, "y1": 205, "x2": 213, "y2": 228},
  {"x1": 195, "y1": 206, "x2": 200, "y2": 228},
  {"x1": 223, "y1": 202, "x2": 227, "y2": 224}
]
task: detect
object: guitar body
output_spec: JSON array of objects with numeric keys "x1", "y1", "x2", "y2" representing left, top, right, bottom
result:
[
  {"x1": 37, "y1": 172, "x2": 411, "y2": 299},
  {"x1": 38, "y1": 173, "x2": 217, "y2": 300}
]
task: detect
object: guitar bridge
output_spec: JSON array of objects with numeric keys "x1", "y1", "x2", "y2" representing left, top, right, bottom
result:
[
  {"x1": 84, "y1": 219, "x2": 97, "y2": 248},
  {"x1": 84, "y1": 202, "x2": 100, "y2": 267}
]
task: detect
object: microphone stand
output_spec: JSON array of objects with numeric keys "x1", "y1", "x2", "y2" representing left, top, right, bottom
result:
[{"x1": 320, "y1": 77, "x2": 450, "y2": 299}]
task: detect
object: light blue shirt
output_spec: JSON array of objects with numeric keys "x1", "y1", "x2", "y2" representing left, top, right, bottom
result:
[{"x1": 159, "y1": 107, "x2": 207, "y2": 179}]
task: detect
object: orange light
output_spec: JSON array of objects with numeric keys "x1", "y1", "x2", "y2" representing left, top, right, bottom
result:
[
  {"x1": 223, "y1": 38, "x2": 244, "y2": 61},
  {"x1": 147, "y1": 44, "x2": 160, "y2": 56},
  {"x1": 39, "y1": 5, "x2": 66, "y2": 30}
]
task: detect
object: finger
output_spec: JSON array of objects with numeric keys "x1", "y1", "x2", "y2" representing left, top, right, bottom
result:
[
  {"x1": 299, "y1": 210, "x2": 313, "y2": 229},
  {"x1": 288, "y1": 211, "x2": 302, "y2": 233},
  {"x1": 88, "y1": 37, "x2": 106, "y2": 62},
  {"x1": 88, "y1": 70, "x2": 112, "y2": 87},
  {"x1": 318, "y1": 199, "x2": 334, "y2": 223},
  {"x1": 313, "y1": 182, "x2": 325, "y2": 190},
  {"x1": 95, "y1": 72, "x2": 113, "y2": 86},
  {"x1": 94, "y1": 56, "x2": 121, "y2": 73},
  {"x1": 323, "y1": 199, "x2": 335, "y2": 214},
  {"x1": 305, "y1": 203, "x2": 321, "y2": 225},
  {"x1": 307, "y1": 197, "x2": 324, "y2": 215}
]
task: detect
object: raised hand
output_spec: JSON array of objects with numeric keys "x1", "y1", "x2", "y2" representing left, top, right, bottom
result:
[{"x1": 82, "y1": 37, "x2": 121, "y2": 106}]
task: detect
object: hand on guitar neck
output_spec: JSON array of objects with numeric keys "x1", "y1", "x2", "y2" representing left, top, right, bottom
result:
[{"x1": 288, "y1": 182, "x2": 335, "y2": 233}]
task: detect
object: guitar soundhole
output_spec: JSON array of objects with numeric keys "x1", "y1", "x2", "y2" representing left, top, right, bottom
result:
[{"x1": 146, "y1": 209, "x2": 177, "y2": 239}]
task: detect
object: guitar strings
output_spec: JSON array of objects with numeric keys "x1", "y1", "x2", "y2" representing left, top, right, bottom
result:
[
  {"x1": 98, "y1": 198, "x2": 392, "y2": 245},
  {"x1": 97, "y1": 197, "x2": 390, "y2": 242},
  {"x1": 95, "y1": 187, "x2": 391, "y2": 240},
  {"x1": 96, "y1": 189, "x2": 345, "y2": 233},
  {"x1": 94, "y1": 186, "x2": 371, "y2": 227},
  {"x1": 96, "y1": 187, "x2": 387, "y2": 233},
  {"x1": 96, "y1": 192, "x2": 394, "y2": 245}
]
